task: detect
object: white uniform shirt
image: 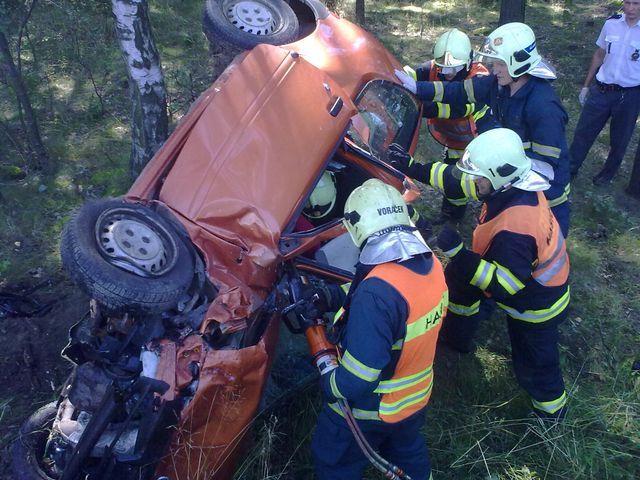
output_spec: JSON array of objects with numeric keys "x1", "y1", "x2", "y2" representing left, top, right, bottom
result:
[{"x1": 595, "y1": 14, "x2": 640, "y2": 87}]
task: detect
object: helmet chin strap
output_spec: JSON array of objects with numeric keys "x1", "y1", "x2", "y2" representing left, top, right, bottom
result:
[{"x1": 481, "y1": 176, "x2": 520, "y2": 200}]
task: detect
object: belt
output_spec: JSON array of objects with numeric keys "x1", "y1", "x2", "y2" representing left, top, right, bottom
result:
[{"x1": 596, "y1": 81, "x2": 640, "y2": 92}]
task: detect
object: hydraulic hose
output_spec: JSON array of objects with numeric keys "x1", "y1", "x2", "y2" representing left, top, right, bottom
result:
[{"x1": 337, "y1": 399, "x2": 412, "y2": 480}]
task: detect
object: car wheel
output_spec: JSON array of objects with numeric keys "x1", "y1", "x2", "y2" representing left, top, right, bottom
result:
[
  {"x1": 12, "y1": 402, "x2": 58, "y2": 480},
  {"x1": 60, "y1": 199, "x2": 195, "y2": 314},
  {"x1": 203, "y1": 0, "x2": 299, "y2": 49}
]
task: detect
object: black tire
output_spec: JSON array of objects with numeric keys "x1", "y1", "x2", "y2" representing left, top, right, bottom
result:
[
  {"x1": 12, "y1": 402, "x2": 58, "y2": 480},
  {"x1": 60, "y1": 199, "x2": 195, "y2": 314},
  {"x1": 203, "y1": 0, "x2": 299, "y2": 49}
]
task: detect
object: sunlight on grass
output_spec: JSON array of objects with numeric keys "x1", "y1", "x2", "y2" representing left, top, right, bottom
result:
[
  {"x1": 475, "y1": 347, "x2": 510, "y2": 383},
  {"x1": 612, "y1": 232, "x2": 640, "y2": 266},
  {"x1": 51, "y1": 75, "x2": 77, "y2": 101}
]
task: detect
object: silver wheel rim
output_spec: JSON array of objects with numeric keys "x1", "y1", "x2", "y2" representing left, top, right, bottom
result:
[
  {"x1": 223, "y1": 0, "x2": 279, "y2": 36},
  {"x1": 96, "y1": 208, "x2": 177, "y2": 277}
]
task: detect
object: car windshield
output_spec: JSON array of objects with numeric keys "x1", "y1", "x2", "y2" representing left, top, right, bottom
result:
[{"x1": 346, "y1": 80, "x2": 420, "y2": 161}]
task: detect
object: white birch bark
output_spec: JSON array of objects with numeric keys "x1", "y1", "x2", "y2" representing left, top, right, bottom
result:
[{"x1": 112, "y1": 0, "x2": 168, "y2": 178}]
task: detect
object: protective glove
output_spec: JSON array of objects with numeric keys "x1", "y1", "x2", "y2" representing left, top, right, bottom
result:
[
  {"x1": 387, "y1": 143, "x2": 413, "y2": 173},
  {"x1": 296, "y1": 286, "x2": 329, "y2": 321},
  {"x1": 437, "y1": 226, "x2": 464, "y2": 258},
  {"x1": 412, "y1": 210, "x2": 433, "y2": 242},
  {"x1": 578, "y1": 87, "x2": 589, "y2": 106},
  {"x1": 402, "y1": 65, "x2": 418, "y2": 81},
  {"x1": 296, "y1": 283, "x2": 345, "y2": 321},
  {"x1": 394, "y1": 69, "x2": 417, "y2": 94}
]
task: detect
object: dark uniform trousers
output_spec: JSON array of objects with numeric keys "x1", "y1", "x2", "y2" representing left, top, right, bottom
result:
[
  {"x1": 312, "y1": 407, "x2": 430, "y2": 480},
  {"x1": 570, "y1": 84, "x2": 640, "y2": 181},
  {"x1": 438, "y1": 264, "x2": 567, "y2": 414}
]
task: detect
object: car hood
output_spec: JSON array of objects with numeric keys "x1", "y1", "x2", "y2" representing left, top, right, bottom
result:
[{"x1": 127, "y1": 44, "x2": 357, "y2": 315}]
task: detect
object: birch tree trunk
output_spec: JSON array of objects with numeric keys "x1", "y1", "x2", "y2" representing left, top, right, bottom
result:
[
  {"x1": 112, "y1": 0, "x2": 168, "y2": 178},
  {"x1": 0, "y1": 29, "x2": 50, "y2": 173}
]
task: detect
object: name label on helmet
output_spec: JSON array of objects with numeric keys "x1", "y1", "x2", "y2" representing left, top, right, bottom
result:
[{"x1": 377, "y1": 205, "x2": 405, "y2": 216}]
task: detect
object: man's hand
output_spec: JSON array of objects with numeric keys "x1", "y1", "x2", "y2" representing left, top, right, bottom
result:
[
  {"x1": 387, "y1": 143, "x2": 413, "y2": 173},
  {"x1": 437, "y1": 226, "x2": 464, "y2": 258},
  {"x1": 394, "y1": 69, "x2": 417, "y2": 94},
  {"x1": 578, "y1": 87, "x2": 589, "y2": 106},
  {"x1": 296, "y1": 283, "x2": 345, "y2": 322}
]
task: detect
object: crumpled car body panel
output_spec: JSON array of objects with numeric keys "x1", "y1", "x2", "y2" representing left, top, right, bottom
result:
[{"x1": 122, "y1": 10, "x2": 420, "y2": 479}]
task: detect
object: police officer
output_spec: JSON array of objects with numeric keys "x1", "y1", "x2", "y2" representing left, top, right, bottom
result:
[
  {"x1": 396, "y1": 23, "x2": 571, "y2": 237},
  {"x1": 400, "y1": 29, "x2": 493, "y2": 223},
  {"x1": 569, "y1": 0, "x2": 640, "y2": 187},
  {"x1": 435, "y1": 128, "x2": 570, "y2": 420},
  {"x1": 311, "y1": 179, "x2": 448, "y2": 480}
]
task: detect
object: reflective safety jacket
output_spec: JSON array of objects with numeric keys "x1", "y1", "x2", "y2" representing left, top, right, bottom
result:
[
  {"x1": 415, "y1": 74, "x2": 570, "y2": 207},
  {"x1": 320, "y1": 255, "x2": 448, "y2": 423},
  {"x1": 426, "y1": 61, "x2": 491, "y2": 151},
  {"x1": 447, "y1": 188, "x2": 570, "y2": 321},
  {"x1": 405, "y1": 160, "x2": 479, "y2": 208},
  {"x1": 473, "y1": 191, "x2": 569, "y2": 289}
]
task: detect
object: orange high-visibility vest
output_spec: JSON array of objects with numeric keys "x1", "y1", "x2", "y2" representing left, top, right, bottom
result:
[
  {"x1": 427, "y1": 61, "x2": 489, "y2": 150},
  {"x1": 366, "y1": 259, "x2": 448, "y2": 423},
  {"x1": 472, "y1": 192, "x2": 569, "y2": 287}
]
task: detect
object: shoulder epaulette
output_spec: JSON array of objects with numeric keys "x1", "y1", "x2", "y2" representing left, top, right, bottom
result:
[{"x1": 607, "y1": 12, "x2": 622, "y2": 20}]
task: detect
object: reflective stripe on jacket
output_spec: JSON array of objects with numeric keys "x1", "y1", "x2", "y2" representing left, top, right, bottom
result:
[
  {"x1": 472, "y1": 191, "x2": 569, "y2": 288},
  {"x1": 427, "y1": 61, "x2": 490, "y2": 150},
  {"x1": 365, "y1": 260, "x2": 448, "y2": 423}
]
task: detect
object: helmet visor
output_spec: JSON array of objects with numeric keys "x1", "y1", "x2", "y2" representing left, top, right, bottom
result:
[
  {"x1": 434, "y1": 52, "x2": 467, "y2": 68},
  {"x1": 477, "y1": 39, "x2": 502, "y2": 64},
  {"x1": 456, "y1": 149, "x2": 482, "y2": 175},
  {"x1": 440, "y1": 65, "x2": 465, "y2": 76}
]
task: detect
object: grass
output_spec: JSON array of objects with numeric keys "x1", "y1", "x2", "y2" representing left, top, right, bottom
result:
[{"x1": 1, "y1": 0, "x2": 639, "y2": 479}]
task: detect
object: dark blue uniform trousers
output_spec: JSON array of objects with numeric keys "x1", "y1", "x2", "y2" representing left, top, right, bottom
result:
[
  {"x1": 312, "y1": 407, "x2": 431, "y2": 480},
  {"x1": 569, "y1": 84, "x2": 640, "y2": 180},
  {"x1": 550, "y1": 202, "x2": 570, "y2": 240},
  {"x1": 438, "y1": 266, "x2": 566, "y2": 417}
]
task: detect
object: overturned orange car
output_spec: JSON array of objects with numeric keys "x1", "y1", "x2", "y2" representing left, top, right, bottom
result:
[{"x1": 13, "y1": 1, "x2": 423, "y2": 479}]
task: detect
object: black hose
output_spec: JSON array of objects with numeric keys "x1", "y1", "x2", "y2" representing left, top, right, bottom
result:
[{"x1": 337, "y1": 400, "x2": 412, "y2": 480}]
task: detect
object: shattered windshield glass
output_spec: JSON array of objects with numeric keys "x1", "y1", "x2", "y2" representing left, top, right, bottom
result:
[{"x1": 346, "y1": 80, "x2": 420, "y2": 161}]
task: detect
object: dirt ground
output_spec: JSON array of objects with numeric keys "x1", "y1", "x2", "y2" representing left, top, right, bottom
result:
[{"x1": 0, "y1": 274, "x2": 88, "y2": 479}]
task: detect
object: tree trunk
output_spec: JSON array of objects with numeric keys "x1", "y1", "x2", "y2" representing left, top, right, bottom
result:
[
  {"x1": 355, "y1": 0, "x2": 365, "y2": 25},
  {"x1": 627, "y1": 141, "x2": 640, "y2": 199},
  {"x1": 111, "y1": 0, "x2": 168, "y2": 179},
  {"x1": 499, "y1": 0, "x2": 525, "y2": 25},
  {"x1": 0, "y1": 30, "x2": 50, "y2": 173}
]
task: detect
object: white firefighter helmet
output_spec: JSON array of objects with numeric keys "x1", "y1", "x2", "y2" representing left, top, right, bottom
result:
[
  {"x1": 457, "y1": 128, "x2": 549, "y2": 192},
  {"x1": 303, "y1": 171, "x2": 337, "y2": 219},
  {"x1": 478, "y1": 22, "x2": 541, "y2": 78},
  {"x1": 433, "y1": 28, "x2": 473, "y2": 71},
  {"x1": 343, "y1": 179, "x2": 411, "y2": 247}
]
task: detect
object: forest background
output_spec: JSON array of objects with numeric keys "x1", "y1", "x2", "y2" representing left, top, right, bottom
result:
[{"x1": 0, "y1": 0, "x2": 638, "y2": 479}]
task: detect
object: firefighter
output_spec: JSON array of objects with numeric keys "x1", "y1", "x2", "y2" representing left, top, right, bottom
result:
[
  {"x1": 396, "y1": 22, "x2": 571, "y2": 238},
  {"x1": 434, "y1": 128, "x2": 570, "y2": 420},
  {"x1": 302, "y1": 171, "x2": 338, "y2": 221},
  {"x1": 403, "y1": 28, "x2": 494, "y2": 223},
  {"x1": 310, "y1": 179, "x2": 448, "y2": 480}
]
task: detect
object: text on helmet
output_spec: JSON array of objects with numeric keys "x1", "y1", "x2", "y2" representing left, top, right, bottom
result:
[{"x1": 377, "y1": 205, "x2": 405, "y2": 216}]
